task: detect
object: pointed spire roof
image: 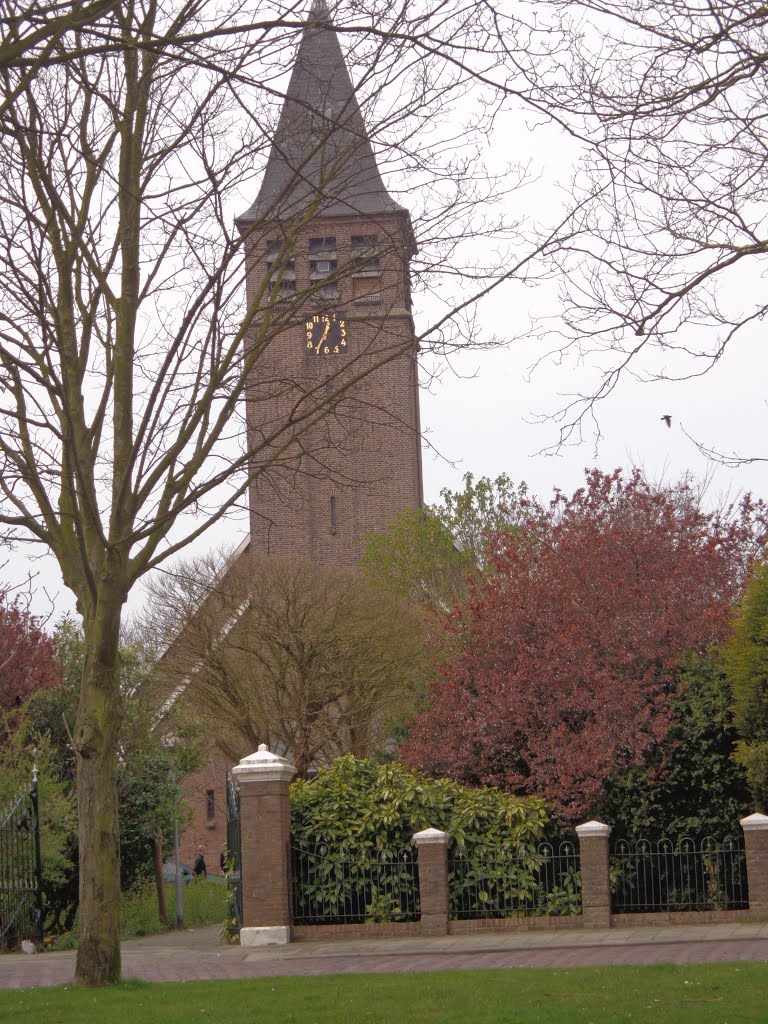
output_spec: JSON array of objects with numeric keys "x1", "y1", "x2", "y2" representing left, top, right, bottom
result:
[{"x1": 237, "y1": 0, "x2": 405, "y2": 225}]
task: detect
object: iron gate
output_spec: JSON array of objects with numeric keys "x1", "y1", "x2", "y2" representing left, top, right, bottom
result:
[
  {"x1": 0, "y1": 768, "x2": 43, "y2": 950},
  {"x1": 225, "y1": 772, "x2": 242, "y2": 935}
]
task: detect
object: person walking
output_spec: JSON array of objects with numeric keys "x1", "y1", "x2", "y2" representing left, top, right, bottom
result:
[{"x1": 193, "y1": 845, "x2": 207, "y2": 879}]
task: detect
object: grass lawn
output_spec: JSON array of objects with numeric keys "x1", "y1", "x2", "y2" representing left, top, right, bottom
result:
[{"x1": 2, "y1": 964, "x2": 767, "y2": 1023}]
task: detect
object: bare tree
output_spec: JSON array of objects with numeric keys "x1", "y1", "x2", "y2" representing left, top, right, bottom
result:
[
  {"x1": 0, "y1": 2, "x2": 119, "y2": 70},
  {"x1": 142, "y1": 550, "x2": 427, "y2": 775},
  {"x1": 510, "y1": 1, "x2": 768, "y2": 453},
  {"x1": 0, "y1": 0, "x2": 560, "y2": 984}
]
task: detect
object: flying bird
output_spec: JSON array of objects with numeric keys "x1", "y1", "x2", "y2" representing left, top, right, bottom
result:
[{"x1": 661, "y1": 415, "x2": 672, "y2": 428}]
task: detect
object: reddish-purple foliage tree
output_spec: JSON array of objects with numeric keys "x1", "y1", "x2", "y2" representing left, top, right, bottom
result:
[
  {"x1": 402, "y1": 470, "x2": 762, "y2": 820},
  {"x1": 0, "y1": 598, "x2": 59, "y2": 711}
]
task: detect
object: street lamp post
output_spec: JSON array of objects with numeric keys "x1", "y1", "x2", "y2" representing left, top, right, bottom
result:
[{"x1": 171, "y1": 766, "x2": 184, "y2": 930}]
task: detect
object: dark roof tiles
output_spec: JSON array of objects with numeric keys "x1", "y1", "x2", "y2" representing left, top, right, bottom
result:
[{"x1": 237, "y1": 0, "x2": 405, "y2": 225}]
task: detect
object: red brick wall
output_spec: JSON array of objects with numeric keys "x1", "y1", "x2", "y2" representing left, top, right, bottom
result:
[
  {"x1": 178, "y1": 746, "x2": 235, "y2": 871},
  {"x1": 245, "y1": 212, "x2": 423, "y2": 568},
  {"x1": 612, "y1": 909, "x2": 758, "y2": 927},
  {"x1": 240, "y1": 778, "x2": 293, "y2": 929},
  {"x1": 449, "y1": 915, "x2": 584, "y2": 934},
  {"x1": 416, "y1": 840, "x2": 449, "y2": 935},
  {"x1": 743, "y1": 825, "x2": 768, "y2": 918},
  {"x1": 578, "y1": 832, "x2": 612, "y2": 928}
]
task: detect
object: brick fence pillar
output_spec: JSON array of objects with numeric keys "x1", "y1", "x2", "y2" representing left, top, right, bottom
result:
[
  {"x1": 413, "y1": 828, "x2": 450, "y2": 936},
  {"x1": 740, "y1": 812, "x2": 768, "y2": 919},
  {"x1": 231, "y1": 744, "x2": 296, "y2": 946},
  {"x1": 575, "y1": 819, "x2": 612, "y2": 928}
]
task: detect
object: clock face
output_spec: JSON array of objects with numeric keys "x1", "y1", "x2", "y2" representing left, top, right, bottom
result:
[{"x1": 305, "y1": 313, "x2": 348, "y2": 356}]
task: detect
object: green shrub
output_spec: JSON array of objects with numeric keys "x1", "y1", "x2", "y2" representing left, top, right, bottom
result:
[
  {"x1": 291, "y1": 756, "x2": 550, "y2": 853},
  {"x1": 290, "y1": 756, "x2": 553, "y2": 922}
]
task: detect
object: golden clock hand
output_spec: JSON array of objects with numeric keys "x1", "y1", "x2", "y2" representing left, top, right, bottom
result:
[{"x1": 315, "y1": 320, "x2": 330, "y2": 353}]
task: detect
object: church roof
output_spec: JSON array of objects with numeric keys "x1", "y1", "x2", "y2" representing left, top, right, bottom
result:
[{"x1": 236, "y1": 0, "x2": 406, "y2": 225}]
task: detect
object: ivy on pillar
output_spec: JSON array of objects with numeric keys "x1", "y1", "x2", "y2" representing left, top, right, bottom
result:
[
  {"x1": 413, "y1": 827, "x2": 450, "y2": 935},
  {"x1": 740, "y1": 812, "x2": 768, "y2": 919},
  {"x1": 232, "y1": 744, "x2": 296, "y2": 946},
  {"x1": 575, "y1": 819, "x2": 612, "y2": 928}
]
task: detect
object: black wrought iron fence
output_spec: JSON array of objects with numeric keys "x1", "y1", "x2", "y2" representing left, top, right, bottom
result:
[
  {"x1": 291, "y1": 845, "x2": 420, "y2": 925},
  {"x1": 611, "y1": 836, "x2": 748, "y2": 913},
  {"x1": 0, "y1": 769, "x2": 43, "y2": 950},
  {"x1": 449, "y1": 841, "x2": 581, "y2": 919},
  {"x1": 224, "y1": 772, "x2": 242, "y2": 936}
]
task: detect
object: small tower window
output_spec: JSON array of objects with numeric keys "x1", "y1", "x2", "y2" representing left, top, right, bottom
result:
[
  {"x1": 309, "y1": 236, "x2": 336, "y2": 254},
  {"x1": 206, "y1": 789, "x2": 215, "y2": 820},
  {"x1": 330, "y1": 495, "x2": 338, "y2": 535},
  {"x1": 352, "y1": 275, "x2": 381, "y2": 304},
  {"x1": 265, "y1": 239, "x2": 296, "y2": 297},
  {"x1": 351, "y1": 234, "x2": 379, "y2": 260},
  {"x1": 351, "y1": 234, "x2": 381, "y2": 304},
  {"x1": 309, "y1": 237, "x2": 338, "y2": 279}
]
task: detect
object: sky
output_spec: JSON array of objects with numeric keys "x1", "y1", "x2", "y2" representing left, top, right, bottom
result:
[
  {"x1": 12, "y1": 303, "x2": 767, "y2": 626},
  {"x1": 5, "y1": 7, "x2": 768, "y2": 625},
  {"x1": 420, "y1": 303, "x2": 768, "y2": 509}
]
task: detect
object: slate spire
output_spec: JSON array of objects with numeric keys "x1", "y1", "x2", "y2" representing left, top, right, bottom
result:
[{"x1": 237, "y1": 0, "x2": 404, "y2": 224}]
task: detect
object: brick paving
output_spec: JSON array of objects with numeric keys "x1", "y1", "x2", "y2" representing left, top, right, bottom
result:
[{"x1": 2, "y1": 923, "x2": 767, "y2": 989}]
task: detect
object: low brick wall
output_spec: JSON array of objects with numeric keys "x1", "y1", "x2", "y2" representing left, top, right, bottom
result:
[
  {"x1": 449, "y1": 914, "x2": 583, "y2": 935},
  {"x1": 293, "y1": 909, "x2": 766, "y2": 941},
  {"x1": 612, "y1": 908, "x2": 762, "y2": 928},
  {"x1": 292, "y1": 921, "x2": 423, "y2": 941},
  {"x1": 233, "y1": 747, "x2": 768, "y2": 946},
  {"x1": 292, "y1": 915, "x2": 584, "y2": 941}
]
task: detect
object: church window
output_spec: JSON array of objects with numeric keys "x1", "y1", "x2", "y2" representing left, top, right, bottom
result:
[
  {"x1": 351, "y1": 234, "x2": 378, "y2": 257},
  {"x1": 352, "y1": 275, "x2": 381, "y2": 304},
  {"x1": 265, "y1": 239, "x2": 296, "y2": 296},
  {"x1": 351, "y1": 234, "x2": 380, "y2": 303},
  {"x1": 206, "y1": 789, "x2": 215, "y2": 820},
  {"x1": 309, "y1": 237, "x2": 336, "y2": 254},
  {"x1": 309, "y1": 237, "x2": 338, "y2": 279},
  {"x1": 265, "y1": 239, "x2": 294, "y2": 270},
  {"x1": 330, "y1": 495, "x2": 338, "y2": 535}
]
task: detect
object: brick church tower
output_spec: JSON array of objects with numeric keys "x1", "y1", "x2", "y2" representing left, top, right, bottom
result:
[
  {"x1": 173, "y1": 3, "x2": 423, "y2": 867},
  {"x1": 237, "y1": 0, "x2": 423, "y2": 565}
]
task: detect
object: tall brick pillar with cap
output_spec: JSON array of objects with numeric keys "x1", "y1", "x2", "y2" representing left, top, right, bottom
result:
[
  {"x1": 741, "y1": 812, "x2": 768, "y2": 919},
  {"x1": 575, "y1": 819, "x2": 612, "y2": 928},
  {"x1": 232, "y1": 744, "x2": 296, "y2": 946},
  {"x1": 413, "y1": 827, "x2": 449, "y2": 935}
]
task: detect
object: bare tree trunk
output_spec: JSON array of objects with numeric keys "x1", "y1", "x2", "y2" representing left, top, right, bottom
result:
[{"x1": 73, "y1": 593, "x2": 124, "y2": 987}]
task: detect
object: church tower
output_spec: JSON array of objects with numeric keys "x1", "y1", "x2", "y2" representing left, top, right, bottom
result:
[{"x1": 237, "y1": 1, "x2": 423, "y2": 566}]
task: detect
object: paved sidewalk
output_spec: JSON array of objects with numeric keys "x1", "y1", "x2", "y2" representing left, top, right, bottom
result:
[{"x1": 2, "y1": 922, "x2": 768, "y2": 989}]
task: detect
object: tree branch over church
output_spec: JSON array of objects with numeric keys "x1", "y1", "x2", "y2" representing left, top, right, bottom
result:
[
  {"x1": 507, "y1": 1, "x2": 768, "y2": 454},
  {"x1": 0, "y1": 0, "x2": 563, "y2": 986}
]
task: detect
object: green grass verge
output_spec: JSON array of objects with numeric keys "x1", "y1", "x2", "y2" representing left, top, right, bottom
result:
[
  {"x1": 50, "y1": 879, "x2": 226, "y2": 948},
  {"x1": 2, "y1": 964, "x2": 767, "y2": 1023}
]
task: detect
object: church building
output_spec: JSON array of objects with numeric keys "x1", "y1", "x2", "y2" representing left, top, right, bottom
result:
[
  {"x1": 176, "y1": 1, "x2": 423, "y2": 865},
  {"x1": 239, "y1": 0, "x2": 422, "y2": 565}
]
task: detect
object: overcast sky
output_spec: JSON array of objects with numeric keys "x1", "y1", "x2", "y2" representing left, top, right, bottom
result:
[
  {"x1": 6, "y1": 15, "x2": 768, "y2": 625},
  {"x1": 13, "y1": 312, "x2": 766, "y2": 626}
]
